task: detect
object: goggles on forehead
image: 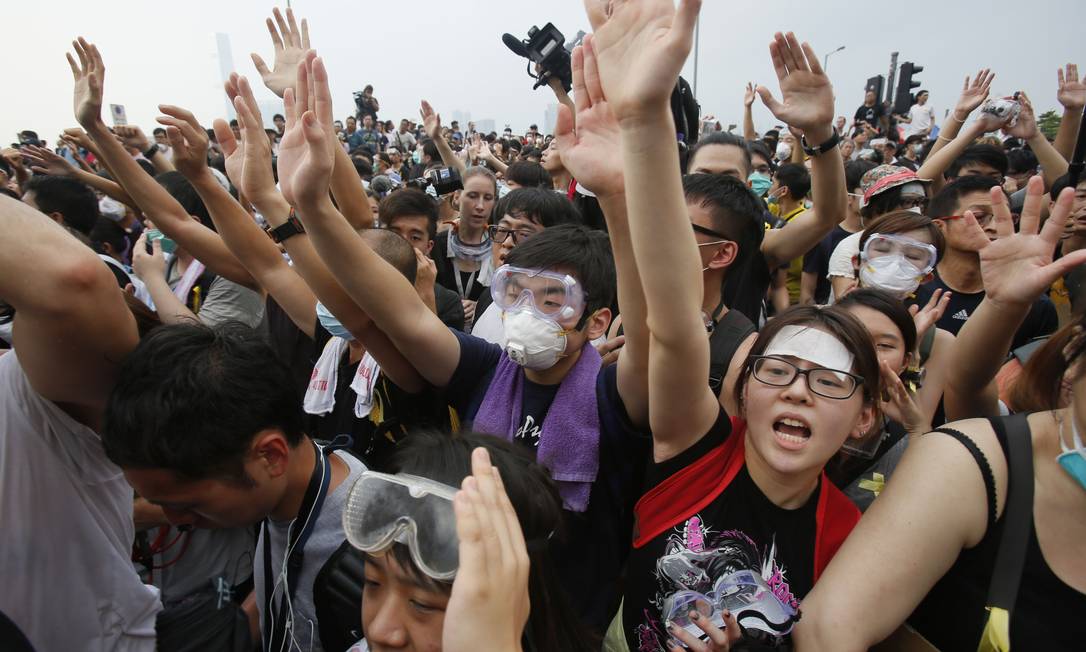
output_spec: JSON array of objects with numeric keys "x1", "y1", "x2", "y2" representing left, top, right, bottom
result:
[
  {"x1": 490, "y1": 265, "x2": 586, "y2": 321},
  {"x1": 343, "y1": 471, "x2": 460, "y2": 581},
  {"x1": 861, "y1": 233, "x2": 937, "y2": 274}
]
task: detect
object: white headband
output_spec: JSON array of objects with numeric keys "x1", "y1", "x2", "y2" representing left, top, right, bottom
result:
[{"x1": 763, "y1": 325, "x2": 855, "y2": 378}]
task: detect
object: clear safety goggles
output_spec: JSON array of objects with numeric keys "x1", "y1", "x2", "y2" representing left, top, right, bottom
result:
[
  {"x1": 343, "y1": 471, "x2": 460, "y2": 581},
  {"x1": 861, "y1": 233, "x2": 937, "y2": 274},
  {"x1": 662, "y1": 569, "x2": 799, "y2": 640},
  {"x1": 490, "y1": 265, "x2": 586, "y2": 321}
]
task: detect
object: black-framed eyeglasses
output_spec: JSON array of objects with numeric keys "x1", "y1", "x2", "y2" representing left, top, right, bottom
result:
[
  {"x1": 692, "y1": 223, "x2": 730, "y2": 240},
  {"x1": 487, "y1": 225, "x2": 538, "y2": 245},
  {"x1": 750, "y1": 356, "x2": 864, "y2": 400}
]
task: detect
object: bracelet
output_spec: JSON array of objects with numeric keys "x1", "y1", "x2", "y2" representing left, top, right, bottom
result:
[
  {"x1": 950, "y1": 113, "x2": 966, "y2": 124},
  {"x1": 937, "y1": 135, "x2": 952, "y2": 143}
]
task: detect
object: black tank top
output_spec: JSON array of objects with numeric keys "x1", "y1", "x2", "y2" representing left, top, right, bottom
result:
[{"x1": 909, "y1": 415, "x2": 1086, "y2": 650}]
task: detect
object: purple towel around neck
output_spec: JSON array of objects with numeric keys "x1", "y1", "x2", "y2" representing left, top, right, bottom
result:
[{"x1": 473, "y1": 342, "x2": 602, "y2": 512}]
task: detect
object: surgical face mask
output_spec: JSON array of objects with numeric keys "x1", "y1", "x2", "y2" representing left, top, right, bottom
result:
[
  {"x1": 99, "y1": 196, "x2": 126, "y2": 222},
  {"x1": 1057, "y1": 413, "x2": 1086, "y2": 492},
  {"x1": 412, "y1": 149, "x2": 422, "y2": 164},
  {"x1": 775, "y1": 143, "x2": 792, "y2": 161},
  {"x1": 316, "y1": 301, "x2": 355, "y2": 341},
  {"x1": 748, "y1": 172, "x2": 772, "y2": 197},
  {"x1": 859, "y1": 253, "x2": 925, "y2": 297},
  {"x1": 503, "y1": 309, "x2": 571, "y2": 370}
]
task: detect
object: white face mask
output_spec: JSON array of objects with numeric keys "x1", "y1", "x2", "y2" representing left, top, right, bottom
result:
[
  {"x1": 776, "y1": 143, "x2": 792, "y2": 161},
  {"x1": 503, "y1": 310, "x2": 570, "y2": 370},
  {"x1": 859, "y1": 253, "x2": 924, "y2": 297}
]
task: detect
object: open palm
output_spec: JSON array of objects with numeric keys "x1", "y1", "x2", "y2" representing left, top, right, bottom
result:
[
  {"x1": 756, "y1": 32, "x2": 834, "y2": 134},
  {"x1": 278, "y1": 55, "x2": 335, "y2": 209},
  {"x1": 968, "y1": 177, "x2": 1086, "y2": 306},
  {"x1": 585, "y1": 0, "x2": 700, "y2": 122},
  {"x1": 251, "y1": 7, "x2": 310, "y2": 98},
  {"x1": 555, "y1": 41, "x2": 624, "y2": 198},
  {"x1": 22, "y1": 145, "x2": 75, "y2": 177},
  {"x1": 67, "y1": 37, "x2": 104, "y2": 128},
  {"x1": 420, "y1": 100, "x2": 443, "y2": 141},
  {"x1": 218, "y1": 73, "x2": 277, "y2": 202},
  {"x1": 1057, "y1": 64, "x2": 1085, "y2": 110},
  {"x1": 954, "y1": 69, "x2": 994, "y2": 117}
]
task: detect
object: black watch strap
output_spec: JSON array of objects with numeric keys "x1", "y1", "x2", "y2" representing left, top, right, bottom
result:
[
  {"x1": 143, "y1": 144, "x2": 159, "y2": 159},
  {"x1": 267, "y1": 209, "x2": 306, "y2": 243},
  {"x1": 801, "y1": 129, "x2": 841, "y2": 157}
]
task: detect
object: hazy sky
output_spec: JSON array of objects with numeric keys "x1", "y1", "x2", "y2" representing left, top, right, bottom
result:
[{"x1": 6, "y1": 0, "x2": 1086, "y2": 147}]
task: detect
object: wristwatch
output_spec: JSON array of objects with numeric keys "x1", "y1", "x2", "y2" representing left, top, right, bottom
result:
[
  {"x1": 801, "y1": 128, "x2": 841, "y2": 157},
  {"x1": 266, "y1": 208, "x2": 306, "y2": 243},
  {"x1": 143, "y1": 144, "x2": 159, "y2": 159}
]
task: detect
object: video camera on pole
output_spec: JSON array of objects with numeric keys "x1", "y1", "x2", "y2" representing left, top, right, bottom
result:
[
  {"x1": 502, "y1": 23, "x2": 585, "y2": 92},
  {"x1": 405, "y1": 166, "x2": 463, "y2": 196}
]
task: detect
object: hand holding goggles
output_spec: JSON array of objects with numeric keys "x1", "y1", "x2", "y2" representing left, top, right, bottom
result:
[
  {"x1": 662, "y1": 569, "x2": 799, "y2": 640},
  {"x1": 861, "y1": 233, "x2": 937, "y2": 274},
  {"x1": 490, "y1": 265, "x2": 586, "y2": 321},
  {"x1": 343, "y1": 471, "x2": 460, "y2": 581}
]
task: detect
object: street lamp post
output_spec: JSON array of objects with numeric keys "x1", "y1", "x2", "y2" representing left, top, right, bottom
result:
[{"x1": 823, "y1": 45, "x2": 846, "y2": 72}]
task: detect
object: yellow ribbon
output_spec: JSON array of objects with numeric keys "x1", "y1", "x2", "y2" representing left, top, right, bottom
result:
[
  {"x1": 857, "y1": 472, "x2": 886, "y2": 497},
  {"x1": 977, "y1": 606, "x2": 1011, "y2": 652}
]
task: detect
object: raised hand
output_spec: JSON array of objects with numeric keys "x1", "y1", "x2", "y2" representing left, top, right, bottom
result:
[
  {"x1": 277, "y1": 52, "x2": 336, "y2": 209},
  {"x1": 962, "y1": 176, "x2": 1086, "y2": 308},
  {"x1": 953, "y1": 69, "x2": 994, "y2": 120},
  {"x1": 1002, "y1": 91, "x2": 1039, "y2": 140},
  {"x1": 442, "y1": 447, "x2": 529, "y2": 652},
  {"x1": 908, "y1": 288, "x2": 951, "y2": 342},
  {"x1": 131, "y1": 232, "x2": 167, "y2": 282},
  {"x1": 62, "y1": 127, "x2": 95, "y2": 152},
  {"x1": 420, "y1": 100, "x2": 443, "y2": 141},
  {"x1": 113, "y1": 125, "x2": 151, "y2": 153},
  {"x1": 1057, "y1": 63, "x2": 1086, "y2": 110},
  {"x1": 583, "y1": 0, "x2": 702, "y2": 122},
  {"x1": 755, "y1": 32, "x2": 834, "y2": 138},
  {"x1": 21, "y1": 145, "x2": 77, "y2": 177},
  {"x1": 251, "y1": 7, "x2": 311, "y2": 98},
  {"x1": 155, "y1": 105, "x2": 209, "y2": 179},
  {"x1": 555, "y1": 41, "x2": 624, "y2": 199},
  {"x1": 878, "y1": 360, "x2": 929, "y2": 436},
  {"x1": 67, "y1": 37, "x2": 105, "y2": 128},
  {"x1": 744, "y1": 81, "x2": 756, "y2": 108},
  {"x1": 216, "y1": 74, "x2": 278, "y2": 204}
]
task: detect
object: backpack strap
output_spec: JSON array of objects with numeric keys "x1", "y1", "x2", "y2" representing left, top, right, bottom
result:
[
  {"x1": 708, "y1": 310, "x2": 756, "y2": 395},
  {"x1": 978, "y1": 413, "x2": 1034, "y2": 652}
]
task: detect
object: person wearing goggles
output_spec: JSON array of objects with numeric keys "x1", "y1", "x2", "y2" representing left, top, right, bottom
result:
[
  {"x1": 489, "y1": 265, "x2": 590, "y2": 370},
  {"x1": 848, "y1": 210, "x2": 945, "y2": 299},
  {"x1": 342, "y1": 432, "x2": 596, "y2": 652}
]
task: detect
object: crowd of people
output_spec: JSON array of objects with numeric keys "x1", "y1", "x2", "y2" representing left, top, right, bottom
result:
[{"x1": 2, "y1": 1, "x2": 1085, "y2": 651}]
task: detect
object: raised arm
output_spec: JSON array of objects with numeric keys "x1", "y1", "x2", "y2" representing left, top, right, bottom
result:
[
  {"x1": 420, "y1": 100, "x2": 467, "y2": 177},
  {"x1": 280, "y1": 56, "x2": 457, "y2": 387},
  {"x1": 555, "y1": 39, "x2": 649, "y2": 429},
  {"x1": 755, "y1": 38, "x2": 844, "y2": 270},
  {"x1": 114, "y1": 125, "x2": 174, "y2": 174},
  {"x1": 742, "y1": 82, "x2": 757, "y2": 141},
  {"x1": 69, "y1": 40, "x2": 258, "y2": 290},
  {"x1": 1054, "y1": 64, "x2": 1085, "y2": 161},
  {"x1": 944, "y1": 177, "x2": 1086, "y2": 420},
  {"x1": 918, "y1": 69, "x2": 994, "y2": 193},
  {"x1": 1003, "y1": 92, "x2": 1068, "y2": 190},
  {"x1": 21, "y1": 144, "x2": 138, "y2": 210},
  {"x1": 0, "y1": 192, "x2": 137, "y2": 420},
  {"x1": 589, "y1": 0, "x2": 719, "y2": 459}
]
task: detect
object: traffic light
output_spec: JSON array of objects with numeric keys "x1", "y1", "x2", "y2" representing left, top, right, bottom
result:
[
  {"x1": 866, "y1": 75, "x2": 885, "y2": 103},
  {"x1": 894, "y1": 62, "x2": 924, "y2": 115}
]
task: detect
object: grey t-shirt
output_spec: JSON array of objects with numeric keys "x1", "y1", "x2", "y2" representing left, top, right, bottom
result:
[
  {"x1": 165, "y1": 259, "x2": 265, "y2": 328},
  {"x1": 150, "y1": 526, "x2": 257, "y2": 606},
  {"x1": 254, "y1": 450, "x2": 365, "y2": 652}
]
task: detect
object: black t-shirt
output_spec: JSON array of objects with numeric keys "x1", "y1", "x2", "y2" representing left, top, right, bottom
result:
[
  {"x1": 802, "y1": 225, "x2": 857, "y2": 305},
  {"x1": 513, "y1": 380, "x2": 559, "y2": 449},
  {"x1": 432, "y1": 231, "x2": 487, "y2": 301},
  {"x1": 911, "y1": 271, "x2": 1058, "y2": 351},
  {"x1": 434, "y1": 284, "x2": 466, "y2": 331},
  {"x1": 624, "y1": 416, "x2": 842, "y2": 650},
  {"x1": 263, "y1": 296, "x2": 315, "y2": 399},
  {"x1": 854, "y1": 102, "x2": 885, "y2": 132},
  {"x1": 309, "y1": 320, "x2": 452, "y2": 469},
  {"x1": 445, "y1": 330, "x2": 651, "y2": 633}
]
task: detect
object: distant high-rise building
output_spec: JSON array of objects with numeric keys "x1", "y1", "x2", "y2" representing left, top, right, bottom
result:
[
  {"x1": 475, "y1": 119, "x2": 496, "y2": 135},
  {"x1": 215, "y1": 33, "x2": 236, "y2": 120},
  {"x1": 543, "y1": 104, "x2": 560, "y2": 136},
  {"x1": 451, "y1": 110, "x2": 472, "y2": 128}
]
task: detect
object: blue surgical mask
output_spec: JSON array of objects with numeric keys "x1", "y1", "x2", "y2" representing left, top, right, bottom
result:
[
  {"x1": 412, "y1": 150, "x2": 422, "y2": 164},
  {"x1": 748, "y1": 172, "x2": 772, "y2": 197},
  {"x1": 1057, "y1": 412, "x2": 1086, "y2": 492},
  {"x1": 316, "y1": 301, "x2": 355, "y2": 341}
]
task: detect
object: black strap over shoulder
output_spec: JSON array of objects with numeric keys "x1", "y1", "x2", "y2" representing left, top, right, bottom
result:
[
  {"x1": 312, "y1": 540, "x2": 366, "y2": 652},
  {"x1": 931, "y1": 426, "x2": 998, "y2": 532},
  {"x1": 708, "y1": 309, "x2": 757, "y2": 395},
  {"x1": 985, "y1": 413, "x2": 1034, "y2": 614}
]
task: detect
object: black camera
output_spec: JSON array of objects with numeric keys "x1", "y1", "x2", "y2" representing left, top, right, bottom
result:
[
  {"x1": 502, "y1": 23, "x2": 585, "y2": 92},
  {"x1": 405, "y1": 166, "x2": 463, "y2": 196}
]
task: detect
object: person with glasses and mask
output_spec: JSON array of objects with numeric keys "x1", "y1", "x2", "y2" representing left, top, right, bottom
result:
[
  {"x1": 470, "y1": 187, "x2": 582, "y2": 347},
  {"x1": 912, "y1": 176, "x2": 1058, "y2": 367}
]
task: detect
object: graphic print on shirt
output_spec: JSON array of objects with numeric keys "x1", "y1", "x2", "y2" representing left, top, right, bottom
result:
[
  {"x1": 633, "y1": 515, "x2": 800, "y2": 651},
  {"x1": 514, "y1": 415, "x2": 542, "y2": 448}
]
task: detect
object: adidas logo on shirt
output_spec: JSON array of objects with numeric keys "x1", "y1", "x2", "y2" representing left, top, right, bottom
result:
[{"x1": 951, "y1": 309, "x2": 970, "y2": 321}]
